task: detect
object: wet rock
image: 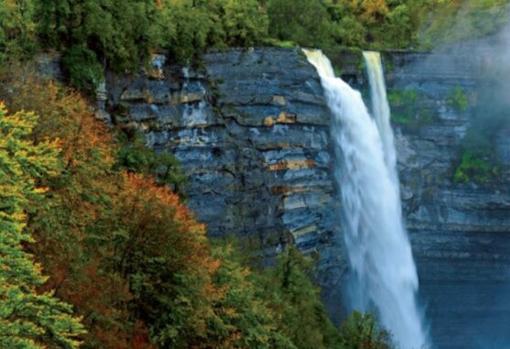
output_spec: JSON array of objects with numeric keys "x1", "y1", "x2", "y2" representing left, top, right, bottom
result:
[{"x1": 388, "y1": 51, "x2": 510, "y2": 349}]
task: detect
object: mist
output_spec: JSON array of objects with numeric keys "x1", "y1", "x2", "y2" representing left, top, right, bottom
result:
[{"x1": 394, "y1": 7, "x2": 510, "y2": 348}]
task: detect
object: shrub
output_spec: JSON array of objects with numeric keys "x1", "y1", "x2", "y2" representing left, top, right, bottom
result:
[
  {"x1": 157, "y1": 2, "x2": 210, "y2": 63},
  {"x1": 62, "y1": 45, "x2": 104, "y2": 91},
  {"x1": 388, "y1": 89, "x2": 434, "y2": 129},
  {"x1": 453, "y1": 75, "x2": 509, "y2": 184},
  {"x1": 221, "y1": 0, "x2": 269, "y2": 47},
  {"x1": 208, "y1": 243, "x2": 295, "y2": 349},
  {"x1": 256, "y1": 246, "x2": 342, "y2": 349},
  {"x1": 447, "y1": 86, "x2": 469, "y2": 111},
  {"x1": 419, "y1": 0, "x2": 510, "y2": 48},
  {"x1": 454, "y1": 150, "x2": 499, "y2": 184},
  {"x1": 339, "y1": 311, "x2": 393, "y2": 349},
  {"x1": 116, "y1": 132, "x2": 186, "y2": 194},
  {"x1": 158, "y1": 0, "x2": 269, "y2": 63},
  {"x1": 36, "y1": 0, "x2": 159, "y2": 87}
]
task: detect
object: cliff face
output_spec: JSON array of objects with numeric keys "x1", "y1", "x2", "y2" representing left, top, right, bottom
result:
[
  {"x1": 106, "y1": 47, "x2": 510, "y2": 349},
  {"x1": 106, "y1": 48, "x2": 346, "y2": 317},
  {"x1": 386, "y1": 51, "x2": 510, "y2": 349}
]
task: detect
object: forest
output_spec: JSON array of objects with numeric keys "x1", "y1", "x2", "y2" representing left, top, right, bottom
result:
[
  {"x1": 1, "y1": 0, "x2": 509, "y2": 348},
  {"x1": 2, "y1": 0, "x2": 508, "y2": 89}
]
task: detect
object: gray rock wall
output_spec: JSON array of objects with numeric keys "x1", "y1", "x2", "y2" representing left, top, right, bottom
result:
[
  {"x1": 107, "y1": 47, "x2": 510, "y2": 349},
  {"x1": 386, "y1": 51, "x2": 510, "y2": 349},
  {"x1": 106, "y1": 47, "x2": 346, "y2": 319}
]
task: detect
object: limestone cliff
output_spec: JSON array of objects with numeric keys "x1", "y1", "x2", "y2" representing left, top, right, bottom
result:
[
  {"x1": 106, "y1": 47, "x2": 510, "y2": 349},
  {"x1": 106, "y1": 47, "x2": 346, "y2": 317},
  {"x1": 387, "y1": 51, "x2": 510, "y2": 349}
]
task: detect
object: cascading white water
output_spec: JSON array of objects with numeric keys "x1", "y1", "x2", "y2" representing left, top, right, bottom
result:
[
  {"x1": 363, "y1": 51, "x2": 397, "y2": 176},
  {"x1": 304, "y1": 49, "x2": 428, "y2": 349}
]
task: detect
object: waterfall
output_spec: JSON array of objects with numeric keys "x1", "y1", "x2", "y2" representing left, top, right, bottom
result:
[
  {"x1": 304, "y1": 49, "x2": 428, "y2": 349},
  {"x1": 363, "y1": 51, "x2": 397, "y2": 175}
]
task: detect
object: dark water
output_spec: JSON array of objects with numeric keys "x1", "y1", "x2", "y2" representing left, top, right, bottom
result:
[{"x1": 421, "y1": 282, "x2": 510, "y2": 349}]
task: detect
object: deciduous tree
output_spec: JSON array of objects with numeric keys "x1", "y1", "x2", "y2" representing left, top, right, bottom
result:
[{"x1": 0, "y1": 104, "x2": 84, "y2": 348}]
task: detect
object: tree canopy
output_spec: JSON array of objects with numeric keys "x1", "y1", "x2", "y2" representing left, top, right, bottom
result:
[
  {"x1": 0, "y1": 103, "x2": 85, "y2": 348},
  {"x1": 4, "y1": 0, "x2": 507, "y2": 89}
]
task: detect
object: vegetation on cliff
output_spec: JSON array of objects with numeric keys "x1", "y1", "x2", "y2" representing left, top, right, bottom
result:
[
  {"x1": 2, "y1": 0, "x2": 509, "y2": 347},
  {"x1": 454, "y1": 76, "x2": 510, "y2": 184},
  {"x1": 2, "y1": 0, "x2": 509, "y2": 90},
  {"x1": 387, "y1": 88, "x2": 435, "y2": 130},
  {"x1": 0, "y1": 64, "x2": 394, "y2": 347}
]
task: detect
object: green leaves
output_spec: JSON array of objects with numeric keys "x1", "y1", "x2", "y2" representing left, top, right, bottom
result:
[
  {"x1": 419, "y1": 0, "x2": 510, "y2": 49},
  {"x1": 209, "y1": 243, "x2": 295, "y2": 349},
  {"x1": 264, "y1": 247, "x2": 342, "y2": 349},
  {"x1": 62, "y1": 45, "x2": 104, "y2": 91},
  {"x1": 0, "y1": 287, "x2": 85, "y2": 349},
  {"x1": 338, "y1": 312, "x2": 392, "y2": 349},
  {"x1": 222, "y1": 0, "x2": 269, "y2": 47},
  {"x1": 3, "y1": 0, "x2": 482, "y2": 90},
  {"x1": 157, "y1": 0, "x2": 268, "y2": 63},
  {"x1": 453, "y1": 150, "x2": 500, "y2": 184},
  {"x1": 0, "y1": 104, "x2": 85, "y2": 349},
  {"x1": 33, "y1": 0, "x2": 269, "y2": 86},
  {"x1": 268, "y1": 0, "x2": 333, "y2": 48},
  {"x1": 447, "y1": 86, "x2": 469, "y2": 112},
  {"x1": 37, "y1": 0, "x2": 160, "y2": 89},
  {"x1": 116, "y1": 132, "x2": 186, "y2": 194},
  {"x1": 453, "y1": 77, "x2": 510, "y2": 184},
  {"x1": 0, "y1": 0, "x2": 37, "y2": 62}
]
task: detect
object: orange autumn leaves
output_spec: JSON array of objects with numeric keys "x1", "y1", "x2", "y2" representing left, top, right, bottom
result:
[
  {"x1": 0, "y1": 68, "x2": 221, "y2": 347},
  {"x1": 0, "y1": 67, "x2": 389, "y2": 349},
  {"x1": 116, "y1": 173, "x2": 212, "y2": 274},
  {"x1": 112, "y1": 173, "x2": 223, "y2": 347}
]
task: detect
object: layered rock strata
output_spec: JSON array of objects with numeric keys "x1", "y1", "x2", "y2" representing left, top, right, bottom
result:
[
  {"x1": 106, "y1": 48, "x2": 346, "y2": 317},
  {"x1": 106, "y1": 47, "x2": 510, "y2": 349}
]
